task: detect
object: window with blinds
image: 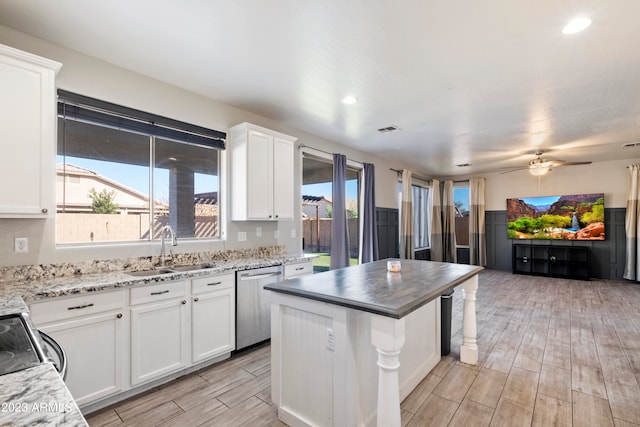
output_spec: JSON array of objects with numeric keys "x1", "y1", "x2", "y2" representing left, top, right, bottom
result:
[{"x1": 56, "y1": 91, "x2": 225, "y2": 244}]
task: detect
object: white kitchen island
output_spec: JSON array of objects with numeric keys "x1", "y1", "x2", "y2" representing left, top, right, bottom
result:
[{"x1": 265, "y1": 259, "x2": 483, "y2": 427}]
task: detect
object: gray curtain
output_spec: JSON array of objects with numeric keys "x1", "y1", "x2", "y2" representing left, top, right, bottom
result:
[
  {"x1": 469, "y1": 177, "x2": 487, "y2": 266},
  {"x1": 429, "y1": 179, "x2": 443, "y2": 261},
  {"x1": 442, "y1": 180, "x2": 457, "y2": 262},
  {"x1": 400, "y1": 170, "x2": 414, "y2": 259},
  {"x1": 624, "y1": 164, "x2": 640, "y2": 280},
  {"x1": 360, "y1": 163, "x2": 378, "y2": 263},
  {"x1": 330, "y1": 153, "x2": 350, "y2": 269}
]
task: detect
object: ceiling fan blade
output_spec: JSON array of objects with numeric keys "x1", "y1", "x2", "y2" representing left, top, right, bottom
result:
[
  {"x1": 548, "y1": 160, "x2": 592, "y2": 167},
  {"x1": 499, "y1": 167, "x2": 528, "y2": 174}
]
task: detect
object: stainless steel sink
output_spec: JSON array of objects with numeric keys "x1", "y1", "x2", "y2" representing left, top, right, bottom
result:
[
  {"x1": 170, "y1": 263, "x2": 216, "y2": 272},
  {"x1": 126, "y1": 269, "x2": 174, "y2": 277}
]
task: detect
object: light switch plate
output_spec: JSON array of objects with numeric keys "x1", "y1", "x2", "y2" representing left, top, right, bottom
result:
[
  {"x1": 291, "y1": 229, "x2": 296, "y2": 239},
  {"x1": 256, "y1": 227, "x2": 262, "y2": 237},
  {"x1": 274, "y1": 230, "x2": 279, "y2": 239},
  {"x1": 238, "y1": 231, "x2": 247, "y2": 242}
]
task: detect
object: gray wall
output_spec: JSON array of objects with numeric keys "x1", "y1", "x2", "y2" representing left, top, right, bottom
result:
[{"x1": 485, "y1": 208, "x2": 627, "y2": 280}]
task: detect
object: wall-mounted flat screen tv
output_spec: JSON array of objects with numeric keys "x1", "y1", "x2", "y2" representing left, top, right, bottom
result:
[{"x1": 507, "y1": 193, "x2": 604, "y2": 240}]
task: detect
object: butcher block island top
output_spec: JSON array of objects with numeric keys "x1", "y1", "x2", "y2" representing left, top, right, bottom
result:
[
  {"x1": 266, "y1": 259, "x2": 483, "y2": 427},
  {"x1": 264, "y1": 258, "x2": 483, "y2": 318}
]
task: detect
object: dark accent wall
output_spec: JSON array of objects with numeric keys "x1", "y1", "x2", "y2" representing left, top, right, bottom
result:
[
  {"x1": 486, "y1": 208, "x2": 626, "y2": 280},
  {"x1": 376, "y1": 207, "x2": 399, "y2": 260}
]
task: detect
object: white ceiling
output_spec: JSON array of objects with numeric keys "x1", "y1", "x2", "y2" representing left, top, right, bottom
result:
[{"x1": 1, "y1": 0, "x2": 640, "y2": 177}]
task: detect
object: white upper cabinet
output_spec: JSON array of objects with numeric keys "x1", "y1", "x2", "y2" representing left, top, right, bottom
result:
[
  {"x1": 230, "y1": 122, "x2": 297, "y2": 221},
  {"x1": 0, "y1": 44, "x2": 61, "y2": 218}
]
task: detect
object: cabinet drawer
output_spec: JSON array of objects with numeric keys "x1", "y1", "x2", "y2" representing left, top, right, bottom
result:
[
  {"x1": 30, "y1": 289, "x2": 126, "y2": 324},
  {"x1": 284, "y1": 261, "x2": 313, "y2": 278},
  {"x1": 191, "y1": 273, "x2": 234, "y2": 295},
  {"x1": 130, "y1": 280, "x2": 187, "y2": 305}
]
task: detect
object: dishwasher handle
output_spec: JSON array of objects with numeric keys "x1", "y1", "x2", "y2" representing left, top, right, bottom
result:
[{"x1": 238, "y1": 271, "x2": 282, "y2": 281}]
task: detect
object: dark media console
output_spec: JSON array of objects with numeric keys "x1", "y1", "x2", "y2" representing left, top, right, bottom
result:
[{"x1": 512, "y1": 244, "x2": 589, "y2": 280}]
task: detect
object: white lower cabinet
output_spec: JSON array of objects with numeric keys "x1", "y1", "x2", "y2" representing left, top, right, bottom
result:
[
  {"x1": 28, "y1": 270, "x2": 238, "y2": 408},
  {"x1": 29, "y1": 290, "x2": 128, "y2": 407},
  {"x1": 130, "y1": 280, "x2": 189, "y2": 386},
  {"x1": 191, "y1": 273, "x2": 235, "y2": 363}
]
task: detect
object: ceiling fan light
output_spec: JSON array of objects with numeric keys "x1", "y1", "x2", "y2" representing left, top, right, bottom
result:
[{"x1": 529, "y1": 166, "x2": 550, "y2": 176}]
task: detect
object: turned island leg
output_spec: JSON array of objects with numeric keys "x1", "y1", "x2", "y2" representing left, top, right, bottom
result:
[
  {"x1": 460, "y1": 275, "x2": 479, "y2": 365},
  {"x1": 371, "y1": 315, "x2": 406, "y2": 427}
]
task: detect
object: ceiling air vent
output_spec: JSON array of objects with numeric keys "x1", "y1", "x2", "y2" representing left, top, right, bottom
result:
[{"x1": 377, "y1": 125, "x2": 399, "y2": 133}]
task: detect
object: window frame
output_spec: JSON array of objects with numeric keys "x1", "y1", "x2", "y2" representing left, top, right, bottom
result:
[
  {"x1": 55, "y1": 91, "x2": 226, "y2": 246},
  {"x1": 396, "y1": 177, "x2": 432, "y2": 251},
  {"x1": 453, "y1": 181, "x2": 470, "y2": 248},
  {"x1": 300, "y1": 149, "x2": 363, "y2": 267},
  {"x1": 412, "y1": 181, "x2": 431, "y2": 250}
]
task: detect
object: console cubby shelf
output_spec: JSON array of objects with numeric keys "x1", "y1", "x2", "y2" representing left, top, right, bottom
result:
[{"x1": 512, "y1": 244, "x2": 590, "y2": 280}]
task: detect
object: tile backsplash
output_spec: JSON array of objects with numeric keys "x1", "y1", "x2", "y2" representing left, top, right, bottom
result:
[{"x1": 0, "y1": 245, "x2": 285, "y2": 284}]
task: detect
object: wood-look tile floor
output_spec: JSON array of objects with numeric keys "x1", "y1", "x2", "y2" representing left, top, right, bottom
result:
[{"x1": 86, "y1": 270, "x2": 640, "y2": 426}]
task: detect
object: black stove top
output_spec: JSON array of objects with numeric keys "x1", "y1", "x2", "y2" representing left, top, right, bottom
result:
[{"x1": 0, "y1": 314, "x2": 44, "y2": 376}]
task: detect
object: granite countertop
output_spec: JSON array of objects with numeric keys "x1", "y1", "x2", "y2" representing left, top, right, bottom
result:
[
  {"x1": 265, "y1": 258, "x2": 483, "y2": 319},
  {"x1": 0, "y1": 254, "x2": 308, "y2": 302},
  {"x1": 0, "y1": 363, "x2": 87, "y2": 426}
]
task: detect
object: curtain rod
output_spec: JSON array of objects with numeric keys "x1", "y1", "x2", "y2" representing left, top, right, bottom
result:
[
  {"x1": 389, "y1": 168, "x2": 431, "y2": 182},
  {"x1": 298, "y1": 144, "x2": 364, "y2": 165},
  {"x1": 390, "y1": 168, "x2": 474, "y2": 184}
]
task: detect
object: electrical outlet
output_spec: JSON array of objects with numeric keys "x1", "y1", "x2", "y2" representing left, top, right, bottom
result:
[
  {"x1": 256, "y1": 227, "x2": 262, "y2": 237},
  {"x1": 14, "y1": 237, "x2": 28, "y2": 253},
  {"x1": 327, "y1": 328, "x2": 335, "y2": 351},
  {"x1": 291, "y1": 229, "x2": 296, "y2": 239},
  {"x1": 274, "y1": 230, "x2": 279, "y2": 239},
  {"x1": 238, "y1": 231, "x2": 247, "y2": 242}
]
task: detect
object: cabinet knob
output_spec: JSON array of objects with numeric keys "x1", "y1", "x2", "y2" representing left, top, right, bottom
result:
[
  {"x1": 193, "y1": 297, "x2": 199, "y2": 302},
  {"x1": 182, "y1": 300, "x2": 187, "y2": 305},
  {"x1": 41, "y1": 208, "x2": 48, "y2": 214},
  {"x1": 116, "y1": 313, "x2": 123, "y2": 319},
  {"x1": 269, "y1": 215, "x2": 272, "y2": 218}
]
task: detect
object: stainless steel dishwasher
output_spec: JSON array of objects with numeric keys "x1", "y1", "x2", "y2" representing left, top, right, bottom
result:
[{"x1": 236, "y1": 265, "x2": 283, "y2": 351}]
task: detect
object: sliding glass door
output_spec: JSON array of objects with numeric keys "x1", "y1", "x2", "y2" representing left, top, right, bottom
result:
[{"x1": 301, "y1": 154, "x2": 360, "y2": 271}]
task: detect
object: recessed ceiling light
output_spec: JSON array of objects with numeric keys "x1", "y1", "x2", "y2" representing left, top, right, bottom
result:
[
  {"x1": 562, "y1": 17, "x2": 592, "y2": 34},
  {"x1": 342, "y1": 95, "x2": 358, "y2": 105}
]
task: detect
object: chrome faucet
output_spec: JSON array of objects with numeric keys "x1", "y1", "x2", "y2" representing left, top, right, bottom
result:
[{"x1": 160, "y1": 225, "x2": 178, "y2": 266}]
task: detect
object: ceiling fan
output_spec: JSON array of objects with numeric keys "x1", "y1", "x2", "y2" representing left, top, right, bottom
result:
[{"x1": 502, "y1": 150, "x2": 592, "y2": 176}]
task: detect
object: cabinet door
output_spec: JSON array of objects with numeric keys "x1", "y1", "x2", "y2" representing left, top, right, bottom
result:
[
  {"x1": 130, "y1": 298, "x2": 189, "y2": 385},
  {"x1": 192, "y1": 287, "x2": 235, "y2": 363},
  {"x1": 272, "y1": 136, "x2": 294, "y2": 220},
  {"x1": 246, "y1": 129, "x2": 274, "y2": 219},
  {"x1": 0, "y1": 46, "x2": 60, "y2": 217},
  {"x1": 512, "y1": 245, "x2": 531, "y2": 273},
  {"x1": 38, "y1": 311, "x2": 127, "y2": 406}
]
